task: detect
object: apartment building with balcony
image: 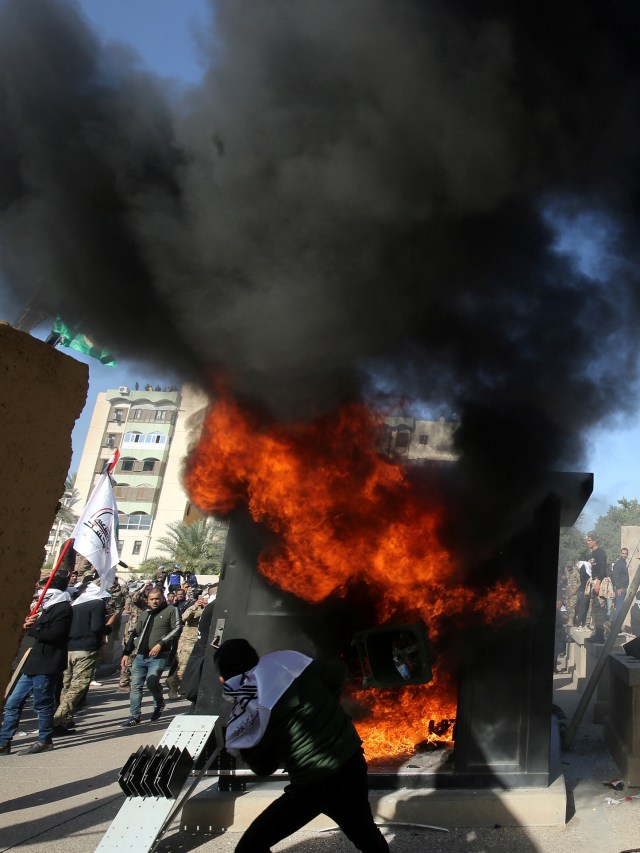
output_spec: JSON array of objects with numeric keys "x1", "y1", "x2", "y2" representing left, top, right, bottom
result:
[
  {"x1": 378, "y1": 415, "x2": 459, "y2": 463},
  {"x1": 73, "y1": 383, "x2": 208, "y2": 567},
  {"x1": 64, "y1": 393, "x2": 457, "y2": 570}
]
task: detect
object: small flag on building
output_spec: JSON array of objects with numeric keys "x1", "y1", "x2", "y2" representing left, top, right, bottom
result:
[
  {"x1": 46, "y1": 317, "x2": 117, "y2": 366},
  {"x1": 72, "y1": 450, "x2": 121, "y2": 589}
]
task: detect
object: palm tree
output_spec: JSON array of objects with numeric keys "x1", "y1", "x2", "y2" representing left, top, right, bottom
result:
[
  {"x1": 155, "y1": 518, "x2": 228, "y2": 575},
  {"x1": 57, "y1": 473, "x2": 80, "y2": 526},
  {"x1": 49, "y1": 473, "x2": 81, "y2": 564}
]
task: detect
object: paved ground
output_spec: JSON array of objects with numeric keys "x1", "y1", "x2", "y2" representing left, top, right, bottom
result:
[{"x1": 0, "y1": 669, "x2": 639, "y2": 853}]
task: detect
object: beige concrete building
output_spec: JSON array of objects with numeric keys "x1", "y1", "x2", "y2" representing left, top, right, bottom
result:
[
  {"x1": 378, "y1": 415, "x2": 459, "y2": 463},
  {"x1": 74, "y1": 383, "x2": 209, "y2": 567}
]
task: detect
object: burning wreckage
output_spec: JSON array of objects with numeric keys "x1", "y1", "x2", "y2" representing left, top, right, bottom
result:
[
  {"x1": 2, "y1": 0, "x2": 628, "y2": 795},
  {"x1": 184, "y1": 395, "x2": 591, "y2": 789}
]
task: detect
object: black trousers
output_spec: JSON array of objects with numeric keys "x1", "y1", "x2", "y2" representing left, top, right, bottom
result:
[
  {"x1": 235, "y1": 748, "x2": 389, "y2": 853},
  {"x1": 575, "y1": 590, "x2": 589, "y2": 626}
]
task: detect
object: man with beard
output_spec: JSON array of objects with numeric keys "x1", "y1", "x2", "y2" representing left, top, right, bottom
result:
[
  {"x1": 213, "y1": 638, "x2": 389, "y2": 853},
  {"x1": 121, "y1": 588, "x2": 180, "y2": 726},
  {"x1": 0, "y1": 574, "x2": 73, "y2": 754},
  {"x1": 612, "y1": 547, "x2": 630, "y2": 619}
]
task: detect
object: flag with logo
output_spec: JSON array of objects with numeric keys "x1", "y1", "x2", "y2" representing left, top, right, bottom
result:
[
  {"x1": 46, "y1": 317, "x2": 117, "y2": 366},
  {"x1": 72, "y1": 450, "x2": 121, "y2": 589}
]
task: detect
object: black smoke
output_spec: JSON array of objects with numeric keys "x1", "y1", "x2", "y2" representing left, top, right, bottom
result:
[{"x1": 2, "y1": 0, "x2": 640, "y2": 528}]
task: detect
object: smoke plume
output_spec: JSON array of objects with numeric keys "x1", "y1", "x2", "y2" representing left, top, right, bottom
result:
[{"x1": 2, "y1": 0, "x2": 640, "y2": 519}]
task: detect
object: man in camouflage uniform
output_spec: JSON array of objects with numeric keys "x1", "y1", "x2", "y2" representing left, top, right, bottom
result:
[
  {"x1": 562, "y1": 561, "x2": 581, "y2": 627},
  {"x1": 165, "y1": 593, "x2": 207, "y2": 699},
  {"x1": 53, "y1": 582, "x2": 109, "y2": 733},
  {"x1": 106, "y1": 576, "x2": 127, "y2": 631},
  {"x1": 118, "y1": 582, "x2": 153, "y2": 690},
  {"x1": 81, "y1": 575, "x2": 128, "y2": 687}
]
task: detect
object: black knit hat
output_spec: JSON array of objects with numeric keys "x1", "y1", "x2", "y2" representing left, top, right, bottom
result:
[
  {"x1": 41, "y1": 573, "x2": 69, "y2": 591},
  {"x1": 213, "y1": 639, "x2": 259, "y2": 680}
]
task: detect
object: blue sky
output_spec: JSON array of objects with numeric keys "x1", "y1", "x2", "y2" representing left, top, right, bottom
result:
[
  {"x1": 76, "y1": 0, "x2": 209, "y2": 84},
  {"x1": 6, "y1": 0, "x2": 640, "y2": 530}
]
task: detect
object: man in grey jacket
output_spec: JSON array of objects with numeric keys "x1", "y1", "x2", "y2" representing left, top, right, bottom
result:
[{"x1": 121, "y1": 588, "x2": 180, "y2": 726}]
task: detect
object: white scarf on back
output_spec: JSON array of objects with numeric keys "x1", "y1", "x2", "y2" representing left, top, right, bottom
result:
[
  {"x1": 73, "y1": 582, "x2": 111, "y2": 606},
  {"x1": 41, "y1": 589, "x2": 71, "y2": 610},
  {"x1": 222, "y1": 651, "x2": 312, "y2": 755}
]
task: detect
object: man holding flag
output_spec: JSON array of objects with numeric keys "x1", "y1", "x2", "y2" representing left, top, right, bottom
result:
[
  {"x1": 0, "y1": 451, "x2": 122, "y2": 754},
  {"x1": 0, "y1": 574, "x2": 73, "y2": 754}
]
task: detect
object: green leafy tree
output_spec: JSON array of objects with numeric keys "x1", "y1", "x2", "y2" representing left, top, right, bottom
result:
[
  {"x1": 132, "y1": 556, "x2": 168, "y2": 579},
  {"x1": 155, "y1": 518, "x2": 228, "y2": 576},
  {"x1": 592, "y1": 498, "x2": 640, "y2": 563},
  {"x1": 559, "y1": 521, "x2": 589, "y2": 569},
  {"x1": 46, "y1": 473, "x2": 81, "y2": 566}
]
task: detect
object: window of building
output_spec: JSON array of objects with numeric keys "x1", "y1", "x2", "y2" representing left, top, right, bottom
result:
[
  {"x1": 114, "y1": 408, "x2": 124, "y2": 423},
  {"x1": 121, "y1": 459, "x2": 135, "y2": 471},
  {"x1": 119, "y1": 512, "x2": 152, "y2": 531},
  {"x1": 132, "y1": 540, "x2": 142, "y2": 555},
  {"x1": 418, "y1": 435, "x2": 429, "y2": 445},
  {"x1": 142, "y1": 459, "x2": 156, "y2": 472},
  {"x1": 155, "y1": 410, "x2": 167, "y2": 421},
  {"x1": 122, "y1": 431, "x2": 167, "y2": 449},
  {"x1": 133, "y1": 409, "x2": 142, "y2": 420},
  {"x1": 106, "y1": 434, "x2": 116, "y2": 448},
  {"x1": 395, "y1": 431, "x2": 410, "y2": 448}
]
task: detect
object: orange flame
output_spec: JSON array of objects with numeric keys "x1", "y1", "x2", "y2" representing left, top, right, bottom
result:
[
  {"x1": 349, "y1": 670, "x2": 459, "y2": 759},
  {"x1": 186, "y1": 392, "x2": 528, "y2": 758}
]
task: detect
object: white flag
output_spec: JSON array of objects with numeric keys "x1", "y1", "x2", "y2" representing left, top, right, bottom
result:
[{"x1": 72, "y1": 451, "x2": 120, "y2": 589}]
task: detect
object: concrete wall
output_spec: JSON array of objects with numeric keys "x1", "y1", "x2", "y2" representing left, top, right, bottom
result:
[
  {"x1": 621, "y1": 525, "x2": 640, "y2": 592},
  {"x1": 0, "y1": 323, "x2": 88, "y2": 697}
]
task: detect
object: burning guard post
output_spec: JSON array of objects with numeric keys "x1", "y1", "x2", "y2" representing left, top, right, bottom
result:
[{"x1": 188, "y1": 426, "x2": 592, "y2": 787}]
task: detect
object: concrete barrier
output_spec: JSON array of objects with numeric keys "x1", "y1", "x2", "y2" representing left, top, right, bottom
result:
[{"x1": 604, "y1": 652, "x2": 640, "y2": 786}]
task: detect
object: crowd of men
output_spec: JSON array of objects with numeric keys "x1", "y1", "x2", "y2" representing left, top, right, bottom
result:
[
  {"x1": 558, "y1": 534, "x2": 638, "y2": 654},
  {"x1": 0, "y1": 564, "x2": 218, "y2": 755}
]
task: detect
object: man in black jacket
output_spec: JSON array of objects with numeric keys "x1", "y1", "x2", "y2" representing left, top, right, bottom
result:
[
  {"x1": 612, "y1": 547, "x2": 630, "y2": 619},
  {"x1": 121, "y1": 588, "x2": 180, "y2": 726},
  {"x1": 586, "y1": 533, "x2": 608, "y2": 643},
  {"x1": 53, "y1": 582, "x2": 110, "y2": 733},
  {"x1": 0, "y1": 574, "x2": 73, "y2": 755},
  {"x1": 213, "y1": 638, "x2": 389, "y2": 853}
]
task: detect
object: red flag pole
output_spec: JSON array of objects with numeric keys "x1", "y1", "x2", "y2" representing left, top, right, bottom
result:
[
  {"x1": 10, "y1": 535, "x2": 74, "y2": 699},
  {"x1": 29, "y1": 537, "x2": 74, "y2": 617}
]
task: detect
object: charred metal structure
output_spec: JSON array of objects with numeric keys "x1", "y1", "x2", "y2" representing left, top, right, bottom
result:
[{"x1": 195, "y1": 471, "x2": 592, "y2": 789}]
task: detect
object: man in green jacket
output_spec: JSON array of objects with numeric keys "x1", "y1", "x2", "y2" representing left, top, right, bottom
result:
[
  {"x1": 214, "y1": 638, "x2": 389, "y2": 853},
  {"x1": 121, "y1": 589, "x2": 180, "y2": 726}
]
